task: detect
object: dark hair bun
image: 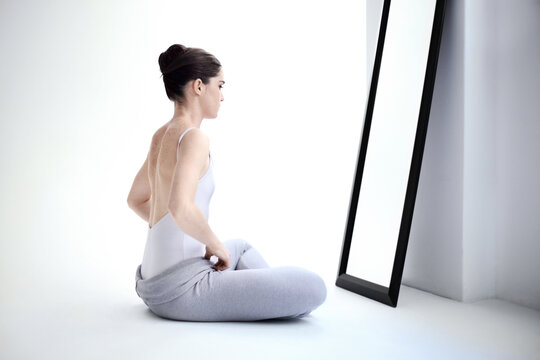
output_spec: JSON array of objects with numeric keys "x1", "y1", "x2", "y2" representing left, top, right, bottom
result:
[
  {"x1": 158, "y1": 43, "x2": 221, "y2": 106},
  {"x1": 158, "y1": 44, "x2": 188, "y2": 75}
]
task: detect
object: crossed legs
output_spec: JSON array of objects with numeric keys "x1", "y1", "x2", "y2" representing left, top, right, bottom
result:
[{"x1": 150, "y1": 239, "x2": 327, "y2": 322}]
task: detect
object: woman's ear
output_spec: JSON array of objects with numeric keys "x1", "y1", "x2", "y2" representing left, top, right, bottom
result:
[{"x1": 193, "y1": 78, "x2": 203, "y2": 94}]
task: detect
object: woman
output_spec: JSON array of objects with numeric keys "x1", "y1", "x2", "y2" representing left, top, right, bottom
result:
[{"x1": 127, "y1": 44, "x2": 327, "y2": 321}]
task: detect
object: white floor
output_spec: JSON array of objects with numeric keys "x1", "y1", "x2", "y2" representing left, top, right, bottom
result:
[{"x1": 2, "y1": 274, "x2": 539, "y2": 360}]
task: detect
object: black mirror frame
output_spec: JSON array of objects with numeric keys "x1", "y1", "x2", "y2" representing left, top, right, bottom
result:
[{"x1": 335, "y1": 0, "x2": 447, "y2": 307}]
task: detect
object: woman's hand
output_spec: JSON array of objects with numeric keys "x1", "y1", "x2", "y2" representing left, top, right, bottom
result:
[{"x1": 204, "y1": 243, "x2": 231, "y2": 271}]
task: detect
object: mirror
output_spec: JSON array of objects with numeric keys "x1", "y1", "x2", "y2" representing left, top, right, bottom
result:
[{"x1": 336, "y1": 0, "x2": 446, "y2": 307}]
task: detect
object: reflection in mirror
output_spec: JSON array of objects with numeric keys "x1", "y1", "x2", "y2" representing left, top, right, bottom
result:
[{"x1": 336, "y1": 0, "x2": 446, "y2": 306}]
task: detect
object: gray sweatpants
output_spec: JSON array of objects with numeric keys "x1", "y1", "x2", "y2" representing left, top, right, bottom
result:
[{"x1": 135, "y1": 238, "x2": 327, "y2": 321}]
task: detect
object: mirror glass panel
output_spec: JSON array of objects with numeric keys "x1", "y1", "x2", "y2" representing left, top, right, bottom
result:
[{"x1": 346, "y1": 0, "x2": 438, "y2": 286}]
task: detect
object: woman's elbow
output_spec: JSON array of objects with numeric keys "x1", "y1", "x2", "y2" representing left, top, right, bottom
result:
[
  {"x1": 168, "y1": 201, "x2": 190, "y2": 218},
  {"x1": 127, "y1": 196, "x2": 137, "y2": 209},
  {"x1": 128, "y1": 194, "x2": 144, "y2": 207}
]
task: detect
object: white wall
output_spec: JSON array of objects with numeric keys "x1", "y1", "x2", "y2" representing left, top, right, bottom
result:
[
  {"x1": 494, "y1": 0, "x2": 540, "y2": 310},
  {"x1": 367, "y1": 0, "x2": 540, "y2": 310},
  {"x1": 462, "y1": 0, "x2": 499, "y2": 302}
]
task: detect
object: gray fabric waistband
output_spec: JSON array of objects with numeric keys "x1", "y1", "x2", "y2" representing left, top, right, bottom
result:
[{"x1": 135, "y1": 256, "x2": 215, "y2": 306}]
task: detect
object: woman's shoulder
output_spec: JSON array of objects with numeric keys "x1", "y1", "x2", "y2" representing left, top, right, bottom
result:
[
  {"x1": 178, "y1": 128, "x2": 209, "y2": 154},
  {"x1": 150, "y1": 123, "x2": 169, "y2": 144},
  {"x1": 151, "y1": 122, "x2": 209, "y2": 151}
]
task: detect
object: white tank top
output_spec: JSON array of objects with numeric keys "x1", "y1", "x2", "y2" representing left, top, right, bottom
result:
[{"x1": 140, "y1": 127, "x2": 215, "y2": 279}]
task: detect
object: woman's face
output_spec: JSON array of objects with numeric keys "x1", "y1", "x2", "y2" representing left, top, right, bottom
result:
[{"x1": 201, "y1": 68, "x2": 225, "y2": 119}]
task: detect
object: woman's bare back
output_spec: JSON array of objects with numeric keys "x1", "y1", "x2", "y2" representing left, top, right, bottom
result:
[{"x1": 147, "y1": 122, "x2": 210, "y2": 228}]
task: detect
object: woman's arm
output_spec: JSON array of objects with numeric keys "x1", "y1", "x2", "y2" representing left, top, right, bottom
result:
[
  {"x1": 127, "y1": 155, "x2": 151, "y2": 222},
  {"x1": 168, "y1": 129, "x2": 221, "y2": 250}
]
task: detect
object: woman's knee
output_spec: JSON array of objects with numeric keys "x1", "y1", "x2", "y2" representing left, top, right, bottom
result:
[
  {"x1": 297, "y1": 268, "x2": 327, "y2": 309},
  {"x1": 303, "y1": 269, "x2": 327, "y2": 308},
  {"x1": 276, "y1": 267, "x2": 327, "y2": 318},
  {"x1": 224, "y1": 238, "x2": 253, "y2": 254}
]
